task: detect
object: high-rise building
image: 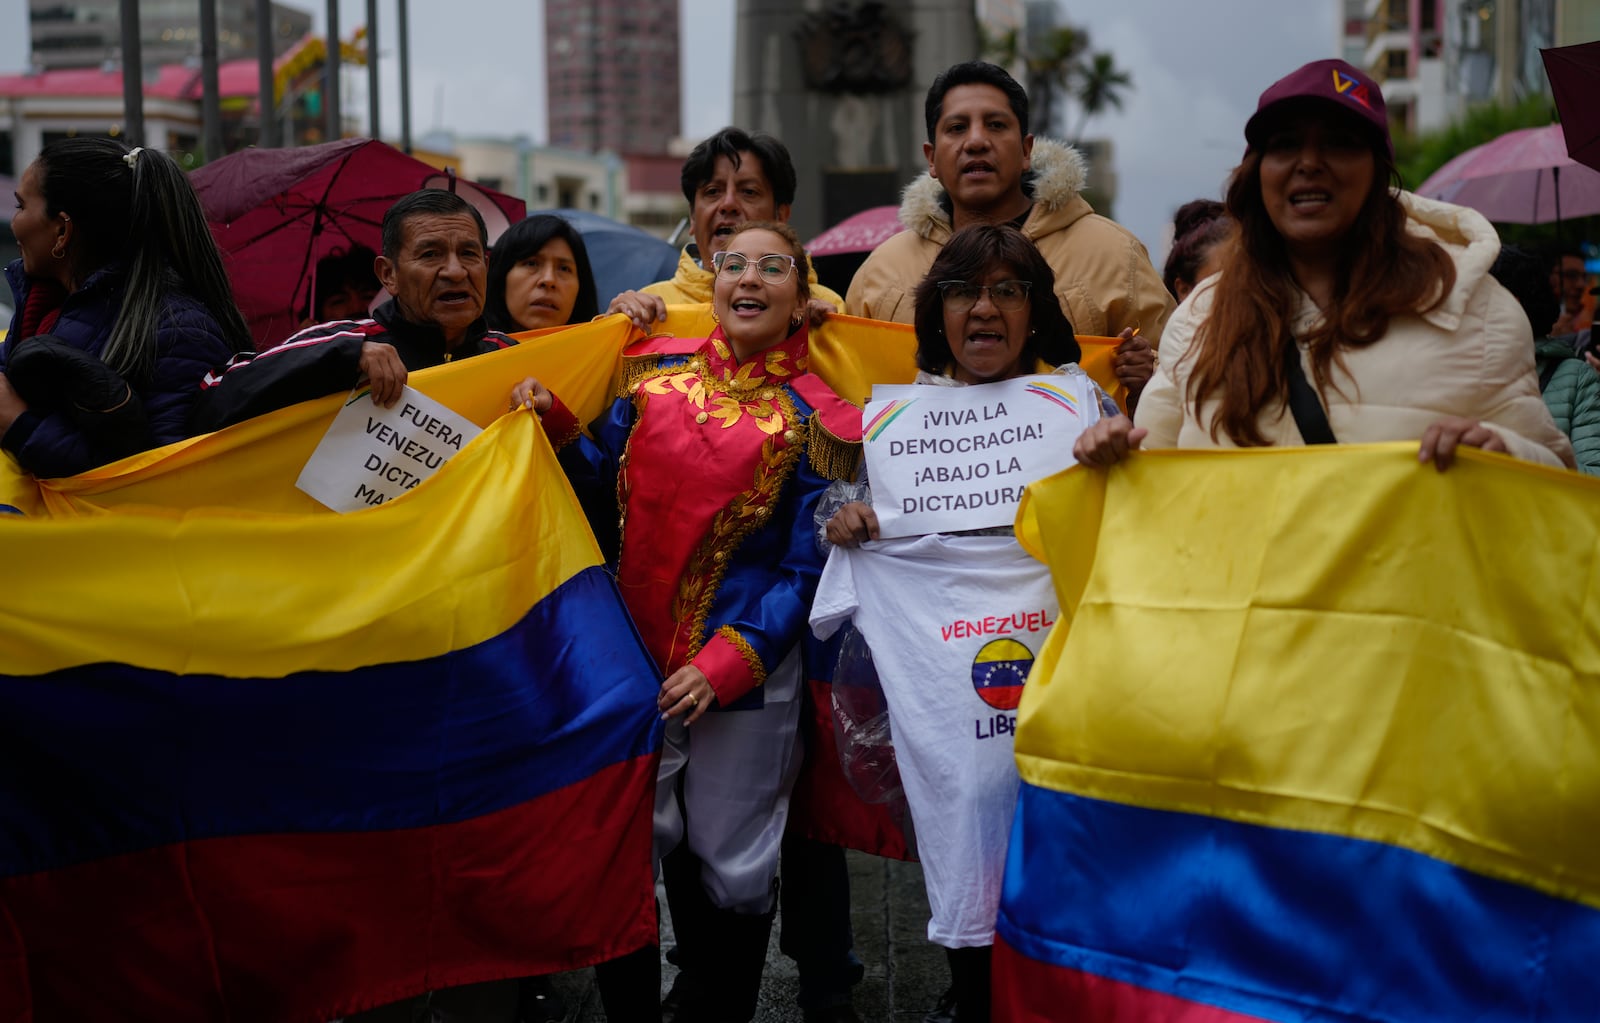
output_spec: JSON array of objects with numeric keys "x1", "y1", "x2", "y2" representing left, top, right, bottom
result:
[
  {"x1": 545, "y1": 0, "x2": 681, "y2": 157},
  {"x1": 1338, "y1": 0, "x2": 1367, "y2": 66},
  {"x1": 28, "y1": 0, "x2": 311, "y2": 72},
  {"x1": 1355, "y1": 0, "x2": 1452, "y2": 135},
  {"x1": 1340, "y1": 0, "x2": 1594, "y2": 136},
  {"x1": 1450, "y1": 0, "x2": 1563, "y2": 106}
]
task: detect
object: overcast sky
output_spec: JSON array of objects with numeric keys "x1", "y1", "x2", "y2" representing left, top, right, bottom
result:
[{"x1": 0, "y1": 0, "x2": 1337, "y2": 256}]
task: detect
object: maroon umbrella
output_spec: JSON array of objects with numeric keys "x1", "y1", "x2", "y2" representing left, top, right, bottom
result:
[
  {"x1": 192, "y1": 138, "x2": 526, "y2": 349},
  {"x1": 1542, "y1": 42, "x2": 1600, "y2": 174},
  {"x1": 807, "y1": 205, "x2": 905, "y2": 256}
]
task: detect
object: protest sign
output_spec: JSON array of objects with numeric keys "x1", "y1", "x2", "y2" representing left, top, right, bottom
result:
[
  {"x1": 862, "y1": 374, "x2": 1096, "y2": 538},
  {"x1": 297, "y1": 386, "x2": 482, "y2": 512}
]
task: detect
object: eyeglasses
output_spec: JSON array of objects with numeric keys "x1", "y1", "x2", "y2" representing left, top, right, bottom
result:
[
  {"x1": 937, "y1": 279, "x2": 1032, "y2": 312},
  {"x1": 711, "y1": 251, "x2": 797, "y2": 284}
]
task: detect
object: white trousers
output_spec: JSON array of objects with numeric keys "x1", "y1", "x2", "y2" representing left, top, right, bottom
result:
[{"x1": 653, "y1": 645, "x2": 804, "y2": 914}]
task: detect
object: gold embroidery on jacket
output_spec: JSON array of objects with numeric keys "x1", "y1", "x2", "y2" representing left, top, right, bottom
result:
[
  {"x1": 716, "y1": 625, "x2": 769, "y2": 688},
  {"x1": 671, "y1": 397, "x2": 806, "y2": 662},
  {"x1": 545, "y1": 417, "x2": 582, "y2": 452},
  {"x1": 616, "y1": 341, "x2": 818, "y2": 665}
]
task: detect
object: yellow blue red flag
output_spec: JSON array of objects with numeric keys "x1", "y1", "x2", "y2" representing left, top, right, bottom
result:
[
  {"x1": 0, "y1": 319, "x2": 662, "y2": 1022},
  {"x1": 660, "y1": 305, "x2": 1131, "y2": 410},
  {"x1": 1000, "y1": 443, "x2": 1600, "y2": 1022}
]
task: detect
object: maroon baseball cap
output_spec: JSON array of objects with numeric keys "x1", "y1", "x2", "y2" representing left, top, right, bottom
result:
[{"x1": 1244, "y1": 59, "x2": 1392, "y2": 157}]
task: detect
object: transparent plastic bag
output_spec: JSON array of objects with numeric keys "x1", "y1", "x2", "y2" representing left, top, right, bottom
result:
[
  {"x1": 814, "y1": 479, "x2": 872, "y2": 554},
  {"x1": 829, "y1": 624, "x2": 904, "y2": 806}
]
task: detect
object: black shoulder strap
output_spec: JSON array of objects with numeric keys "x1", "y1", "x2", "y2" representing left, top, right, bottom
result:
[
  {"x1": 1538, "y1": 359, "x2": 1561, "y2": 394},
  {"x1": 1283, "y1": 335, "x2": 1336, "y2": 445}
]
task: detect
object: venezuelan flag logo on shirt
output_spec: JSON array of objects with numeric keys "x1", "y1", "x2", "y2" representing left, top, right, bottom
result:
[
  {"x1": 0, "y1": 322, "x2": 662, "y2": 1022},
  {"x1": 1000, "y1": 444, "x2": 1600, "y2": 1023},
  {"x1": 971, "y1": 638, "x2": 1031, "y2": 710}
]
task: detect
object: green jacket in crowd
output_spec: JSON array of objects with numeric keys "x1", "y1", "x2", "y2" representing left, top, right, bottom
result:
[{"x1": 1536, "y1": 335, "x2": 1600, "y2": 476}]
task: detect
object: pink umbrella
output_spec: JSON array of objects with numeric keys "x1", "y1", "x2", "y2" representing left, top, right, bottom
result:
[
  {"x1": 1416, "y1": 124, "x2": 1600, "y2": 225},
  {"x1": 807, "y1": 206, "x2": 905, "y2": 256}
]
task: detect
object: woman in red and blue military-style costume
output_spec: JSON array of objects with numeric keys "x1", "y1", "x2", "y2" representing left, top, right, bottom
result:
[{"x1": 514, "y1": 221, "x2": 860, "y2": 1023}]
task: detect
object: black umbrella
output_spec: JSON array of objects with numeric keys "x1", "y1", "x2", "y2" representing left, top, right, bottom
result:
[{"x1": 1543, "y1": 42, "x2": 1600, "y2": 173}]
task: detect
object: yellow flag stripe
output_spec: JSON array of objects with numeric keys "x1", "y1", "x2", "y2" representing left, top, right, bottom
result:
[
  {"x1": 661, "y1": 304, "x2": 1128, "y2": 411},
  {"x1": 0, "y1": 413, "x2": 599, "y2": 677},
  {"x1": 1015, "y1": 443, "x2": 1600, "y2": 910},
  {"x1": 24, "y1": 317, "x2": 628, "y2": 517}
]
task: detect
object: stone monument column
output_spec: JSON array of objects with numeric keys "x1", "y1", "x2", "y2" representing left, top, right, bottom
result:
[{"x1": 733, "y1": 0, "x2": 980, "y2": 240}]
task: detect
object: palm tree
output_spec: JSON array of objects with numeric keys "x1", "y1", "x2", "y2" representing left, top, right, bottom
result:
[
  {"x1": 1024, "y1": 27, "x2": 1087, "y2": 139},
  {"x1": 980, "y1": 25, "x2": 1019, "y2": 68},
  {"x1": 1070, "y1": 51, "x2": 1132, "y2": 145}
]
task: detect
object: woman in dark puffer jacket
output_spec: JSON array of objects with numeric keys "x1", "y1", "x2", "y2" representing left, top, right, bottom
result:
[{"x1": 2, "y1": 137, "x2": 250, "y2": 478}]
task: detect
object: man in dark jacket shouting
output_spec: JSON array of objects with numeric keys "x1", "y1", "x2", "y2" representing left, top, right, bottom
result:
[{"x1": 191, "y1": 188, "x2": 513, "y2": 432}]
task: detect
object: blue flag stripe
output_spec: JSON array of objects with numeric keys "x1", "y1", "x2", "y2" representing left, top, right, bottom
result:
[
  {"x1": 1, "y1": 566, "x2": 663, "y2": 878},
  {"x1": 998, "y1": 783, "x2": 1600, "y2": 1023}
]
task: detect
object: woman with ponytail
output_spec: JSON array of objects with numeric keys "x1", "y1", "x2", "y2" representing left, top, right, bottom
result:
[
  {"x1": 1075, "y1": 60, "x2": 1572, "y2": 472},
  {"x1": 2, "y1": 137, "x2": 249, "y2": 477}
]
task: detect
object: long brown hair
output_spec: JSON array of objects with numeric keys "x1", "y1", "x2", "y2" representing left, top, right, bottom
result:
[{"x1": 1184, "y1": 145, "x2": 1455, "y2": 446}]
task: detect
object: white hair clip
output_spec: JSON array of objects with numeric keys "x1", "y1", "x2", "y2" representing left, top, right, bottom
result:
[{"x1": 122, "y1": 147, "x2": 144, "y2": 168}]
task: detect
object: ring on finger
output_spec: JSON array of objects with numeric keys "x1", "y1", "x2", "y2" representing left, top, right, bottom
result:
[{"x1": 687, "y1": 693, "x2": 698, "y2": 708}]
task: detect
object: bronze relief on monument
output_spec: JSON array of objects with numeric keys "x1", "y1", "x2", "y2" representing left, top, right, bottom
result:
[{"x1": 795, "y1": 2, "x2": 915, "y2": 95}]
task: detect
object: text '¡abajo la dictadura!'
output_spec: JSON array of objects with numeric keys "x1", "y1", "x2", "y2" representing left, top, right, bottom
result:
[{"x1": 888, "y1": 402, "x2": 1043, "y2": 513}]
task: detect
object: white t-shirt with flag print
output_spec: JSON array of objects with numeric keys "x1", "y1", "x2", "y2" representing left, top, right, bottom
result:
[{"x1": 811, "y1": 533, "x2": 1058, "y2": 947}]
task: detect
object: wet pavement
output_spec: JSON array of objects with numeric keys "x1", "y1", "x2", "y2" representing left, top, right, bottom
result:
[{"x1": 557, "y1": 852, "x2": 948, "y2": 1021}]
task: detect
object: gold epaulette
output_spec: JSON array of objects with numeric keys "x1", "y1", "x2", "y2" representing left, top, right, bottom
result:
[
  {"x1": 807, "y1": 414, "x2": 863, "y2": 482},
  {"x1": 791, "y1": 373, "x2": 863, "y2": 481},
  {"x1": 616, "y1": 334, "x2": 703, "y2": 399},
  {"x1": 616, "y1": 352, "x2": 665, "y2": 398}
]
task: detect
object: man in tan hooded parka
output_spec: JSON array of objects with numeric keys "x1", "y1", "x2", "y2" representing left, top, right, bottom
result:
[{"x1": 847, "y1": 61, "x2": 1172, "y2": 402}]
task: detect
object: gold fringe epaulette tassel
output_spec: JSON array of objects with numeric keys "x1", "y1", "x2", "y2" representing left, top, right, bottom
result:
[
  {"x1": 807, "y1": 416, "x2": 863, "y2": 481},
  {"x1": 616, "y1": 354, "x2": 666, "y2": 399}
]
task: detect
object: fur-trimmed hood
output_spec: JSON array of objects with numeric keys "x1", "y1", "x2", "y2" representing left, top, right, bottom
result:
[
  {"x1": 896, "y1": 137, "x2": 1090, "y2": 241},
  {"x1": 847, "y1": 137, "x2": 1171, "y2": 340}
]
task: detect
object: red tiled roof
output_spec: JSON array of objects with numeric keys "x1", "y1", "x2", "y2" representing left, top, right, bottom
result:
[{"x1": 0, "y1": 36, "x2": 314, "y2": 101}]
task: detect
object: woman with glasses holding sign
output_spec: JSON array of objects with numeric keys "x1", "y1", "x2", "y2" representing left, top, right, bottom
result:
[
  {"x1": 820, "y1": 223, "x2": 1116, "y2": 542},
  {"x1": 509, "y1": 221, "x2": 861, "y2": 1023},
  {"x1": 813, "y1": 222, "x2": 1115, "y2": 1023}
]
